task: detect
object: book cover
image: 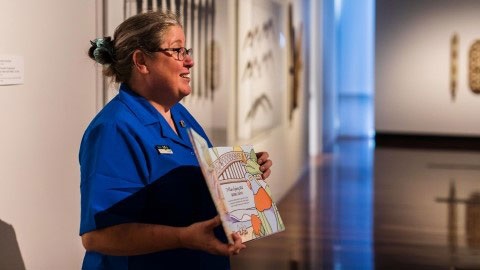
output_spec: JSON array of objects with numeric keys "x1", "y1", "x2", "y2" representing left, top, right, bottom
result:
[{"x1": 188, "y1": 128, "x2": 285, "y2": 243}]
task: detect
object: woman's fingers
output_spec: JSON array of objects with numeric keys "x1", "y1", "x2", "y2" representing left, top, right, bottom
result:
[
  {"x1": 256, "y1": 152, "x2": 272, "y2": 179},
  {"x1": 229, "y1": 232, "x2": 246, "y2": 255}
]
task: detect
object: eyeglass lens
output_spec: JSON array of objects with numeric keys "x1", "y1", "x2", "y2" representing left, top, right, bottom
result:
[{"x1": 178, "y1": 48, "x2": 192, "y2": 60}]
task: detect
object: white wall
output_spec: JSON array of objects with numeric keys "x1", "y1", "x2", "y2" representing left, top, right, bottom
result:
[
  {"x1": 376, "y1": 0, "x2": 480, "y2": 136},
  {"x1": 0, "y1": 1, "x2": 97, "y2": 269}
]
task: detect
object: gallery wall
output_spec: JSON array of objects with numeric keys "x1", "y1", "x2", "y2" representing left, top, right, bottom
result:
[
  {"x1": 375, "y1": 0, "x2": 480, "y2": 136},
  {"x1": 0, "y1": 0, "x2": 97, "y2": 269}
]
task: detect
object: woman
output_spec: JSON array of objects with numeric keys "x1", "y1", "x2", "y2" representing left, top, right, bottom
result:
[{"x1": 79, "y1": 10, "x2": 272, "y2": 270}]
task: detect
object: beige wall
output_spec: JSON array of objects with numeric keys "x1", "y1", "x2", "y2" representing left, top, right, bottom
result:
[
  {"x1": 376, "y1": 0, "x2": 480, "y2": 136},
  {"x1": 0, "y1": 0, "x2": 97, "y2": 269}
]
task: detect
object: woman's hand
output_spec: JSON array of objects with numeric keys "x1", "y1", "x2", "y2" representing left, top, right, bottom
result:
[
  {"x1": 180, "y1": 216, "x2": 246, "y2": 256},
  {"x1": 256, "y1": 151, "x2": 273, "y2": 180},
  {"x1": 81, "y1": 216, "x2": 245, "y2": 257}
]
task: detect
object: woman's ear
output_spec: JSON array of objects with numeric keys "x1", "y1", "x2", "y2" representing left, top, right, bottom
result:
[{"x1": 132, "y1": 49, "x2": 149, "y2": 74}]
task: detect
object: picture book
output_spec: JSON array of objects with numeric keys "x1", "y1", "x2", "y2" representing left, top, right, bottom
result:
[{"x1": 188, "y1": 128, "x2": 285, "y2": 243}]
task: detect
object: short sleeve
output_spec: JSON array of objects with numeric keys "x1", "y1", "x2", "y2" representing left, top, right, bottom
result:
[{"x1": 79, "y1": 122, "x2": 149, "y2": 235}]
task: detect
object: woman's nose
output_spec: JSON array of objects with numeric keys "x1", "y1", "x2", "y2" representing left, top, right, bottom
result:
[{"x1": 184, "y1": 55, "x2": 194, "y2": 68}]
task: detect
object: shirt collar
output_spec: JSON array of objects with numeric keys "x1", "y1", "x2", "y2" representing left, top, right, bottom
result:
[
  {"x1": 117, "y1": 83, "x2": 193, "y2": 148},
  {"x1": 117, "y1": 83, "x2": 161, "y2": 126}
]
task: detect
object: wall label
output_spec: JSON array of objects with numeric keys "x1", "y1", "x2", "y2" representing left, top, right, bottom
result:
[{"x1": 0, "y1": 55, "x2": 24, "y2": 86}]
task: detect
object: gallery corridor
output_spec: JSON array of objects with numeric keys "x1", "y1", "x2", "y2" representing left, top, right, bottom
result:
[{"x1": 231, "y1": 138, "x2": 480, "y2": 270}]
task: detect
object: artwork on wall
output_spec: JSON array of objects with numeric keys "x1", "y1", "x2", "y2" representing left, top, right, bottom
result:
[
  {"x1": 123, "y1": 0, "x2": 218, "y2": 101},
  {"x1": 469, "y1": 40, "x2": 480, "y2": 94},
  {"x1": 450, "y1": 33, "x2": 459, "y2": 101},
  {"x1": 287, "y1": 3, "x2": 303, "y2": 122},
  {"x1": 236, "y1": 0, "x2": 286, "y2": 140},
  {"x1": 449, "y1": 33, "x2": 480, "y2": 101}
]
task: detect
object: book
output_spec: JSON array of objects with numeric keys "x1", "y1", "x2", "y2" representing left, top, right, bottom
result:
[{"x1": 188, "y1": 128, "x2": 285, "y2": 243}]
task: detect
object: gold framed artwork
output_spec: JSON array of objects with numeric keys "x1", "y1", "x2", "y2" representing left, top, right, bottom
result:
[{"x1": 469, "y1": 40, "x2": 480, "y2": 94}]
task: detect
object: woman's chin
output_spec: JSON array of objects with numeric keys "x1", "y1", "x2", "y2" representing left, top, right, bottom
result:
[{"x1": 180, "y1": 88, "x2": 191, "y2": 98}]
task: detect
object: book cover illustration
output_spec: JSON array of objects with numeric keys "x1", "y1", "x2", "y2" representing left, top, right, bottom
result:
[{"x1": 188, "y1": 128, "x2": 285, "y2": 243}]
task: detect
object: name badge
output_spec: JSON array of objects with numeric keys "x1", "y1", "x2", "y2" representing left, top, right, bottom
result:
[{"x1": 156, "y1": 145, "x2": 173, "y2": 154}]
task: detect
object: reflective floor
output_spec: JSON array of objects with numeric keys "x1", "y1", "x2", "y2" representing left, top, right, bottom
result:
[{"x1": 231, "y1": 138, "x2": 480, "y2": 270}]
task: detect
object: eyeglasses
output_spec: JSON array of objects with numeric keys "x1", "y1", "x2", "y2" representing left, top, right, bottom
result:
[{"x1": 152, "y1": 47, "x2": 193, "y2": 61}]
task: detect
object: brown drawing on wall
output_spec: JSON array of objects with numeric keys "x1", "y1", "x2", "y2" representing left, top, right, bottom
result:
[
  {"x1": 245, "y1": 94, "x2": 273, "y2": 121},
  {"x1": 468, "y1": 40, "x2": 480, "y2": 94},
  {"x1": 242, "y1": 58, "x2": 261, "y2": 81},
  {"x1": 241, "y1": 50, "x2": 274, "y2": 81},
  {"x1": 243, "y1": 19, "x2": 275, "y2": 49}
]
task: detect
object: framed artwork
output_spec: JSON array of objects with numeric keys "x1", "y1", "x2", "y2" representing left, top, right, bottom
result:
[{"x1": 236, "y1": 0, "x2": 286, "y2": 140}]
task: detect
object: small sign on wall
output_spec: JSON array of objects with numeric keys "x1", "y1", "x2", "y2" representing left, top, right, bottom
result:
[{"x1": 0, "y1": 55, "x2": 24, "y2": 85}]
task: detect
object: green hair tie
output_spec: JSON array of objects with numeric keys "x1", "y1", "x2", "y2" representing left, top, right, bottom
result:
[{"x1": 90, "y1": 37, "x2": 115, "y2": 64}]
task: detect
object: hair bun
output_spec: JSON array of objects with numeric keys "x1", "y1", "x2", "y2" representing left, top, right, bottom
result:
[{"x1": 89, "y1": 37, "x2": 115, "y2": 65}]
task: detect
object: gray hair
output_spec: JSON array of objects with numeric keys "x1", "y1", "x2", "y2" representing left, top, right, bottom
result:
[{"x1": 88, "y1": 11, "x2": 182, "y2": 83}]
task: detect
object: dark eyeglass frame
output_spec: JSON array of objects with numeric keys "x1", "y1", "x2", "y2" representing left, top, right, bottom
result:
[{"x1": 152, "y1": 47, "x2": 193, "y2": 61}]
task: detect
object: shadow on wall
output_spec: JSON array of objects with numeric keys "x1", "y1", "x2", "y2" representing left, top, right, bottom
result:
[{"x1": 0, "y1": 219, "x2": 26, "y2": 270}]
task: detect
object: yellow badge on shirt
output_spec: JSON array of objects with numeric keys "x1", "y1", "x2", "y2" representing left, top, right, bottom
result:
[{"x1": 156, "y1": 145, "x2": 173, "y2": 154}]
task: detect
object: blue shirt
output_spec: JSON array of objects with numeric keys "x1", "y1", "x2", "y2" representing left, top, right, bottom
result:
[{"x1": 79, "y1": 84, "x2": 229, "y2": 270}]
